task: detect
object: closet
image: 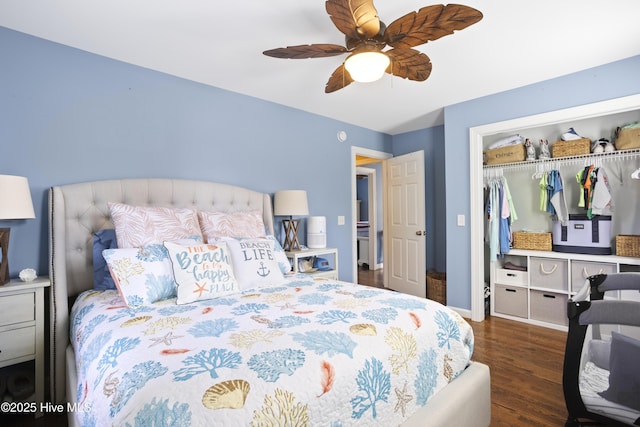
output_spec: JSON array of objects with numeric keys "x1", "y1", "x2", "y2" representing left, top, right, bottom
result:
[{"x1": 476, "y1": 95, "x2": 640, "y2": 330}]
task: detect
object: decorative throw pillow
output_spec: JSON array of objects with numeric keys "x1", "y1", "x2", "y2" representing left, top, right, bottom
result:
[
  {"x1": 599, "y1": 332, "x2": 640, "y2": 411},
  {"x1": 224, "y1": 237, "x2": 286, "y2": 290},
  {"x1": 109, "y1": 202, "x2": 202, "y2": 248},
  {"x1": 93, "y1": 229, "x2": 118, "y2": 290},
  {"x1": 103, "y1": 245, "x2": 177, "y2": 307},
  {"x1": 266, "y1": 235, "x2": 292, "y2": 274},
  {"x1": 164, "y1": 241, "x2": 239, "y2": 305},
  {"x1": 198, "y1": 210, "x2": 266, "y2": 242}
]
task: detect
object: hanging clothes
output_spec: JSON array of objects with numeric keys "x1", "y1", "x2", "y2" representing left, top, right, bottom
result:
[
  {"x1": 549, "y1": 170, "x2": 569, "y2": 225},
  {"x1": 538, "y1": 170, "x2": 569, "y2": 225},
  {"x1": 485, "y1": 175, "x2": 517, "y2": 261},
  {"x1": 576, "y1": 166, "x2": 614, "y2": 217}
]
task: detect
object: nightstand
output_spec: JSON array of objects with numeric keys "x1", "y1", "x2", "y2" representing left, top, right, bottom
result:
[
  {"x1": 0, "y1": 277, "x2": 49, "y2": 413},
  {"x1": 286, "y1": 247, "x2": 338, "y2": 280}
]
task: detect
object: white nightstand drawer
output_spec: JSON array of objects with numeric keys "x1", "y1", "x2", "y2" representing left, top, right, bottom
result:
[
  {"x1": 0, "y1": 326, "x2": 36, "y2": 363},
  {"x1": 0, "y1": 292, "x2": 35, "y2": 326}
]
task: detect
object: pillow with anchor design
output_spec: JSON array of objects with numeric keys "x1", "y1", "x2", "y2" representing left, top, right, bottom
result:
[
  {"x1": 164, "y1": 241, "x2": 239, "y2": 305},
  {"x1": 224, "y1": 237, "x2": 286, "y2": 290}
]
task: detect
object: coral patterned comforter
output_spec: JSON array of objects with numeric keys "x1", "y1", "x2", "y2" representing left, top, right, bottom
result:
[{"x1": 70, "y1": 275, "x2": 474, "y2": 426}]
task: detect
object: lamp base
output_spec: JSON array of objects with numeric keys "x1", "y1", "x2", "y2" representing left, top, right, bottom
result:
[
  {"x1": 0, "y1": 228, "x2": 9, "y2": 285},
  {"x1": 281, "y1": 218, "x2": 302, "y2": 251}
]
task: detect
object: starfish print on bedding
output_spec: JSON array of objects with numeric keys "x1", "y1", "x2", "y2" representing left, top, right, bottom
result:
[
  {"x1": 277, "y1": 302, "x2": 299, "y2": 311},
  {"x1": 149, "y1": 331, "x2": 184, "y2": 347},
  {"x1": 394, "y1": 381, "x2": 413, "y2": 417},
  {"x1": 193, "y1": 282, "x2": 207, "y2": 297}
]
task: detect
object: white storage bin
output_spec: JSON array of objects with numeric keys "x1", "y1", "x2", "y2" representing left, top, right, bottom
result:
[
  {"x1": 570, "y1": 261, "x2": 616, "y2": 293},
  {"x1": 530, "y1": 290, "x2": 568, "y2": 326},
  {"x1": 494, "y1": 284, "x2": 528, "y2": 318},
  {"x1": 496, "y1": 268, "x2": 528, "y2": 287},
  {"x1": 530, "y1": 257, "x2": 568, "y2": 291}
]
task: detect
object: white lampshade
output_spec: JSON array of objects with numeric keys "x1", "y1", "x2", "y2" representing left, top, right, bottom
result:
[
  {"x1": 274, "y1": 190, "x2": 309, "y2": 217},
  {"x1": 344, "y1": 51, "x2": 390, "y2": 83},
  {"x1": 0, "y1": 175, "x2": 35, "y2": 220}
]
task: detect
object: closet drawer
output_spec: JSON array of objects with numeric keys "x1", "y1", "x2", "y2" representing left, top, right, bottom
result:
[
  {"x1": 530, "y1": 290, "x2": 568, "y2": 326},
  {"x1": 496, "y1": 268, "x2": 528, "y2": 286},
  {"x1": 494, "y1": 284, "x2": 528, "y2": 318},
  {"x1": 530, "y1": 257, "x2": 568, "y2": 291},
  {"x1": 570, "y1": 261, "x2": 616, "y2": 293}
]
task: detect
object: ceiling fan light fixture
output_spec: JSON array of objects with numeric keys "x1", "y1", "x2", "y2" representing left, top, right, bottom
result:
[{"x1": 344, "y1": 51, "x2": 389, "y2": 83}]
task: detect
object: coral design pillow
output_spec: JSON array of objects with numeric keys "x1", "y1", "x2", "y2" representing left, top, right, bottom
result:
[
  {"x1": 164, "y1": 241, "x2": 239, "y2": 305},
  {"x1": 266, "y1": 235, "x2": 291, "y2": 274},
  {"x1": 103, "y1": 245, "x2": 177, "y2": 307},
  {"x1": 225, "y1": 238, "x2": 286, "y2": 290},
  {"x1": 109, "y1": 203, "x2": 202, "y2": 248},
  {"x1": 198, "y1": 210, "x2": 266, "y2": 242}
]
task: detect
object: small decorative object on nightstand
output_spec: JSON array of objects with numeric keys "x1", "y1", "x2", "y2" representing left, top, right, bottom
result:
[
  {"x1": 0, "y1": 276, "x2": 49, "y2": 415},
  {"x1": 286, "y1": 247, "x2": 338, "y2": 280},
  {"x1": 274, "y1": 190, "x2": 309, "y2": 251},
  {"x1": 0, "y1": 175, "x2": 36, "y2": 285}
]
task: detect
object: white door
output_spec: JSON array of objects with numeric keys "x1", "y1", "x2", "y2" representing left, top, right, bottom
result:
[{"x1": 386, "y1": 150, "x2": 426, "y2": 297}]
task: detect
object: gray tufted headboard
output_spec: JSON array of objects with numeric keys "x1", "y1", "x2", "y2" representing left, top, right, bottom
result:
[{"x1": 48, "y1": 178, "x2": 275, "y2": 404}]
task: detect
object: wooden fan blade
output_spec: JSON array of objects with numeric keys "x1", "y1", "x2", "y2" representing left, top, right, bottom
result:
[
  {"x1": 263, "y1": 44, "x2": 349, "y2": 59},
  {"x1": 385, "y1": 4, "x2": 483, "y2": 49},
  {"x1": 386, "y1": 48, "x2": 432, "y2": 81},
  {"x1": 325, "y1": 64, "x2": 354, "y2": 93},
  {"x1": 326, "y1": 0, "x2": 381, "y2": 40}
]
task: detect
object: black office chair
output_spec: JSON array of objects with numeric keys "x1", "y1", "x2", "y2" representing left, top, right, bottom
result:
[{"x1": 563, "y1": 273, "x2": 640, "y2": 427}]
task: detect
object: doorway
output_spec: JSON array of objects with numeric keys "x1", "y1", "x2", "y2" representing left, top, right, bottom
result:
[
  {"x1": 351, "y1": 147, "x2": 392, "y2": 286},
  {"x1": 356, "y1": 166, "x2": 381, "y2": 286}
]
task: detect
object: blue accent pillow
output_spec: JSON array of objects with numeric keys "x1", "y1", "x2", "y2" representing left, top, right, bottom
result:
[
  {"x1": 599, "y1": 332, "x2": 640, "y2": 411},
  {"x1": 93, "y1": 229, "x2": 118, "y2": 290}
]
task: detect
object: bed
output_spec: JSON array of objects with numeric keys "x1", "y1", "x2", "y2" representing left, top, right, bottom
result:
[{"x1": 48, "y1": 178, "x2": 490, "y2": 426}]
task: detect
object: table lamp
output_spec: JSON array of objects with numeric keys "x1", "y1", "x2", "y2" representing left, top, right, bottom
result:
[
  {"x1": 0, "y1": 175, "x2": 36, "y2": 284},
  {"x1": 274, "y1": 190, "x2": 308, "y2": 251}
]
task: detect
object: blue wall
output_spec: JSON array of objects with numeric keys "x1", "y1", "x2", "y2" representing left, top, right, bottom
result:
[
  {"x1": 2, "y1": 25, "x2": 638, "y2": 309},
  {"x1": 443, "y1": 55, "x2": 640, "y2": 310},
  {"x1": 0, "y1": 27, "x2": 392, "y2": 282}
]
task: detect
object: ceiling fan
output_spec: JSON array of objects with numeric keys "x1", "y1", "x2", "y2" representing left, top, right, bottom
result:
[{"x1": 263, "y1": 1, "x2": 483, "y2": 93}]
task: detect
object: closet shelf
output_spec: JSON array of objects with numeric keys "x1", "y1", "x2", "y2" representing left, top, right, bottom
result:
[{"x1": 483, "y1": 147, "x2": 640, "y2": 171}]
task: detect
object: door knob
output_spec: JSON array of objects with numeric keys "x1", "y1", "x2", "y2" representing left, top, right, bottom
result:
[{"x1": 416, "y1": 230, "x2": 426, "y2": 236}]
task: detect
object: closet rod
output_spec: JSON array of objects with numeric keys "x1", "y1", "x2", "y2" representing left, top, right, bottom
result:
[{"x1": 483, "y1": 147, "x2": 640, "y2": 172}]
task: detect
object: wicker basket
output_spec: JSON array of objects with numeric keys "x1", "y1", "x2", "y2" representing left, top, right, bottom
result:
[
  {"x1": 512, "y1": 232, "x2": 552, "y2": 251},
  {"x1": 484, "y1": 144, "x2": 525, "y2": 165},
  {"x1": 615, "y1": 127, "x2": 640, "y2": 150},
  {"x1": 551, "y1": 138, "x2": 591, "y2": 158},
  {"x1": 426, "y1": 272, "x2": 446, "y2": 305},
  {"x1": 616, "y1": 235, "x2": 640, "y2": 257}
]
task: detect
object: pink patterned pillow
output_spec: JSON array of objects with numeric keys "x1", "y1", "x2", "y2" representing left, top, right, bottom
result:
[
  {"x1": 109, "y1": 203, "x2": 202, "y2": 248},
  {"x1": 198, "y1": 210, "x2": 266, "y2": 243}
]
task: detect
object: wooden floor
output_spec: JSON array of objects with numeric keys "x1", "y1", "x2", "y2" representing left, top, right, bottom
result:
[
  {"x1": 6, "y1": 269, "x2": 569, "y2": 427},
  {"x1": 359, "y1": 266, "x2": 570, "y2": 426}
]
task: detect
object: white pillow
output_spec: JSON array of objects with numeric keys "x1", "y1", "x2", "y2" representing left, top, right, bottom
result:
[
  {"x1": 109, "y1": 202, "x2": 202, "y2": 248},
  {"x1": 224, "y1": 238, "x2": 286, "y2": 289},
  {"x1": 198, "y1": 210, "x2": 266, "y2": 242},
  {"x1": 103, "y1": 245, "x2": 177, "y2": 307},
  {"x1": 164, "y1": 241, "x2": 240, "y2": 305}
]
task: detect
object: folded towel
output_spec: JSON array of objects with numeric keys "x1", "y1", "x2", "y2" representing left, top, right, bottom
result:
[{"x1": 488, "y1": 134, "x2": 524, "y2": 150}]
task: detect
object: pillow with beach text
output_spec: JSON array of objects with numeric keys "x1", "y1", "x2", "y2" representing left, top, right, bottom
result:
[{"x1": 164, "y1": 241, "x2": 239, "y2": 305}]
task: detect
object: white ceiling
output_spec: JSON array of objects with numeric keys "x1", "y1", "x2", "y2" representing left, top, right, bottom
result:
[{"x1": 2, "y1": 0, "x2": 640, "y2": 135}]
